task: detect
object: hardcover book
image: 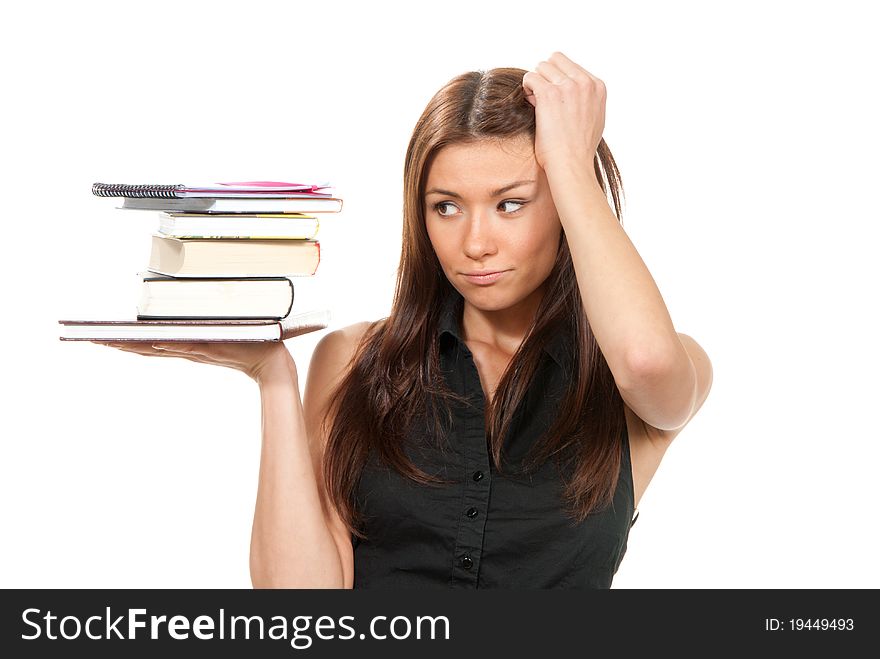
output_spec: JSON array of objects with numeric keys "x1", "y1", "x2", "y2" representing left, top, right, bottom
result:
[
  {"x1": 147, "y1": 235, "x2": 321, "y2": 277},
  {"x1": 157, "y1": 213, "x2": 320, "y2": 240},
  {"x1": 137, "y1": 273, "x2": 296, "y2": 319},
  {"x1": 120, "y1": 196, "x2": 342, "y2": 214},
  {"x1": 58, "y1": 309, "x2": 331, "y2": 342}
]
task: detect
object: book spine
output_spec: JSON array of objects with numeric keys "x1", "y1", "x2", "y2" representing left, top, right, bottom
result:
[
  {"x1": 283, "y1": 279, "x2": 295, "y2": 318},
  {"x1": 92, "y1": 182, "x2": 184, "y2": 198}
]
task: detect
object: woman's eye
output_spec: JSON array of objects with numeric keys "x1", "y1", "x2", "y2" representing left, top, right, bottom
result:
[
  {"x1": 434, "y1": 201, "x2": 458, "y2": 216},
  {"x1": 432, "y1": 200, "x2": 524, "y2": 217}
]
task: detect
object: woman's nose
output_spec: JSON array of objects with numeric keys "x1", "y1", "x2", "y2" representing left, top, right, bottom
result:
[{"x1": 462, "y1": 211, "x2": 498, "y2": 260}]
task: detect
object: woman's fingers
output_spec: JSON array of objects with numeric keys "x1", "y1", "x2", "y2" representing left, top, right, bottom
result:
[
  {"x1": 535, "y1": 60, "x2": 571, "y2": 85},
  {"x1": 522, "y1": 51, "x2": 607, "y2": 172},
  {"x1": 93, "y1": 341, "x2": 160, "y2": 354},
  {"x1": 90, "y1": 340, "x2": 277, "y2": 376},
  {"x1": 150, "y1": 342, "x2": 205, "y2": 356},
  {"x1": 92, "y1": 341, "x2": 208, "y2": 360},
  {"x1": 522, "y1": 70, "x2": 549, "y2": 99},
  {"x1": 528, "y1": 52, "x2": 603, "y2": 91},
  {"x1": 535, "y1": 52, "x2": 604, "y2": 87},
  {"x1": 546, "y1": 51, "x2": 592, "y2": 81}
]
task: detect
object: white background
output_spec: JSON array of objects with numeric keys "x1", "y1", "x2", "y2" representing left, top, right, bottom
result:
[{"x1": 2, "y1": 0, "x2": 877, "y2": 589}]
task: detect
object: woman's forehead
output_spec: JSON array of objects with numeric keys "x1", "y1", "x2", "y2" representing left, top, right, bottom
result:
[{"x1": 426, "y1": 138, "x2": 539, "y2": 190}]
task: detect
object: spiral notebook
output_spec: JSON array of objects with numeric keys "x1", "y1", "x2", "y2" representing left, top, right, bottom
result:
[{"x1": 91, "y1": 181, "x2": 333, "y2": 199}]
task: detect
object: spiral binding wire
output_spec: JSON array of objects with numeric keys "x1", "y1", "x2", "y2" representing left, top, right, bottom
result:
[{"x1": 92, "y1": 183, "x2": 184, "y2": 198}]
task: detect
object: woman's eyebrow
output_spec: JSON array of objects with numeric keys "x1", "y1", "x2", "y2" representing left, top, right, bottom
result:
[{"x1": 425, "y1": 179, "x2": 537, "y2": 199}]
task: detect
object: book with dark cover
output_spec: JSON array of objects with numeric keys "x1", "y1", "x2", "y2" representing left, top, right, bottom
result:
[{"x1": 137, "y1": 273, "x2": 296, "y2": 319}]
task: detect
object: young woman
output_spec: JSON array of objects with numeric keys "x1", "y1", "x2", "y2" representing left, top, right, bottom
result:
[{"x1": 99, "y1": 52, "x2": 712, "y2": 589}]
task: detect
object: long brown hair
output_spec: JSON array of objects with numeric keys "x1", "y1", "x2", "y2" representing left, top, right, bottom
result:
[{"x1": 323, "y1": 67, "x2": 626, "y2": 540}]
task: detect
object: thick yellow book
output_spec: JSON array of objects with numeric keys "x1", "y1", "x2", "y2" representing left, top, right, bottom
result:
[{"x1": 147, "y1": 234, "x2": 320, "y2": 277}]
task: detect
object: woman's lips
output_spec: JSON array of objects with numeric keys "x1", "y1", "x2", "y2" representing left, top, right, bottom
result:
[{"x1": 462, "y1": 270, "x2": 507, "y2": 285}]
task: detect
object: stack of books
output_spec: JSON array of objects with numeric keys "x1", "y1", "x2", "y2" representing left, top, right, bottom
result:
[{"x1": 59, "y1": 181, "x2": 343, "y2": 342}]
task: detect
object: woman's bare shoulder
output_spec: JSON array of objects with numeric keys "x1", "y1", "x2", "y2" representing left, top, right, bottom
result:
[
  {"x1": 308, "y1": 321, "x2": 377, "y2": 383},
  {"x1": 303, "y1": 321, "x2": 378, "y2": 436},
  {"x1": 328, "y1": 320, "x2": 377, "y2": 356},
  {"x1": 337, "y1": 320, "x2": 376, "y2": 346}
]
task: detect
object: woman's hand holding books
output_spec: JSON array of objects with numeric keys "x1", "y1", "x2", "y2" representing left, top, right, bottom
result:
[{"x1": 92, "y1": 340, "x2": 297, "y2": 384}]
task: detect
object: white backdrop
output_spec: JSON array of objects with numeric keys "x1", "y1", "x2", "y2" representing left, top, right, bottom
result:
[{"x1": 2, "y1": 0, "x2": 877, "y2": 588}]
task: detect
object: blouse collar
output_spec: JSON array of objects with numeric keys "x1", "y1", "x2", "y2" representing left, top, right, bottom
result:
[{"x1": 436, "y1": 289, "x2": 572, "y2": 370}]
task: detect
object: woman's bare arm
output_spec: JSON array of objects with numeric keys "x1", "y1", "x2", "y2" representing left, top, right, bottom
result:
[
  {"x1": 251, "y1": 324, "x2": 369, "y2": 588},
  {"x1": 249, "y1": 347, "x2": 348, "y2": 588}
]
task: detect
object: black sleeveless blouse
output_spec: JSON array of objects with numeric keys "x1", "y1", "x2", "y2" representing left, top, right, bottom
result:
[{"x1": 352, "y1": 292, "x2": 638, "y2": 588}]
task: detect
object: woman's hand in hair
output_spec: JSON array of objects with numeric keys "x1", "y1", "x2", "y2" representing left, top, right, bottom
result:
[
  {"x1": 522, "y1": 51, "x2": 606, "y2": 179},
  {"x1": 91, "y1": 340, "x2": 295, "y2": 384}
]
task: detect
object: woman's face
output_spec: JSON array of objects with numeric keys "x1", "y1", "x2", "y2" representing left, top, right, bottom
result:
[{"x1": 424, "y1": 135, "x2": 562, "y2": 314}]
